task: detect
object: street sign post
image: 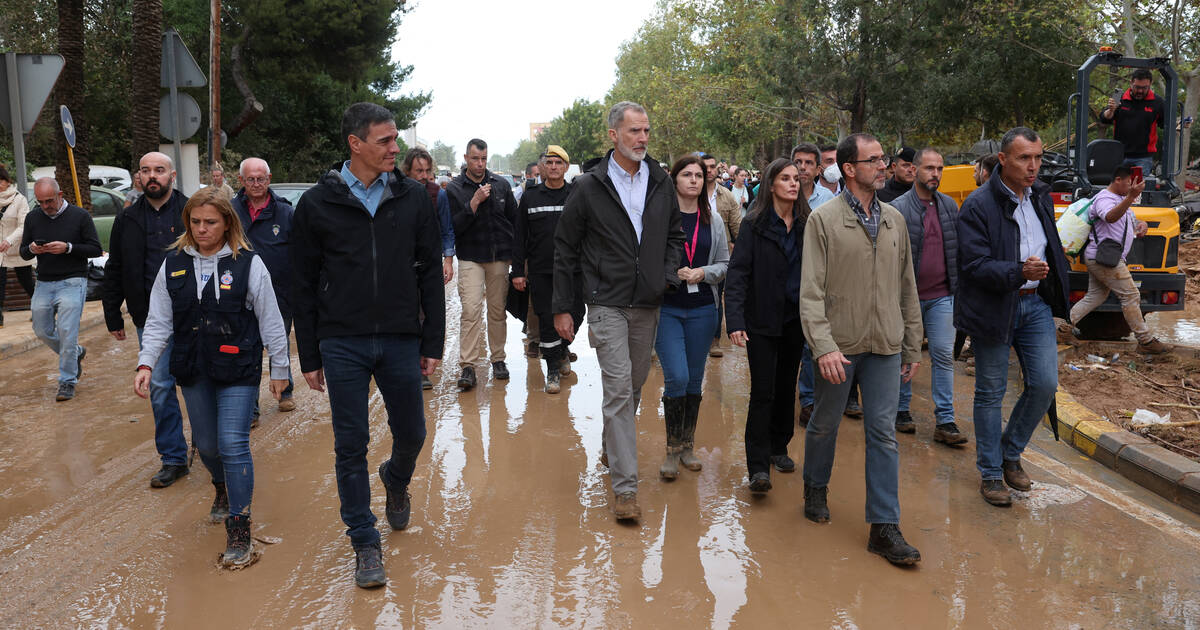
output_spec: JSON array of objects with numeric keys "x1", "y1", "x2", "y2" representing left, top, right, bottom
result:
[
  {"x1": 161, "y1": 28, "x2": 206, "y2": 190},
  {"x1": 60, "y1": 105, "x2": 82, "y2": 205},
  {"x1": 0, "y1": 53, "x2": 65, "y2": 197}
]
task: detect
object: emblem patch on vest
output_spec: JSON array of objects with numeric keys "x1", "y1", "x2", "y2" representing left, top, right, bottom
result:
[
  {"x1": 170, "y1": 269, "x2": 187, "y2": 277},
  {"x1": 272, "y1": 224, "x2": 280, "y2": 236},
  {"x1": 220, "y1": 270, "x2": 233, "y2": 290}
]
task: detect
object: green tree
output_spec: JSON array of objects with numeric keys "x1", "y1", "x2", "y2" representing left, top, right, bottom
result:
[
  {"x1": 540, "y1": 99, "x2": 607, "y2": 163},
  {"x1": 431, "y1": 140, "x2": 455, "y2": 168}
]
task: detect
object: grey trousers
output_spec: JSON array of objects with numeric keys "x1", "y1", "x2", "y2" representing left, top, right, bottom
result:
[{"x1": 588, "y1": 304, "x2": 660, "y2": 495}]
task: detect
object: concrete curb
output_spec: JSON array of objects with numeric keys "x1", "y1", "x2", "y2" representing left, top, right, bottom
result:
[
  {"x1": 1045, "y1": 388, "x2": 1200, "y2": 515},
  {"x1": 0, "y1": 309, "x2": 107, "y2": 361}
]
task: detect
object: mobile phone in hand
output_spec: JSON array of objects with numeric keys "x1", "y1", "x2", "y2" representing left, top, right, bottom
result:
[
  {"x1": 1112, "y1": 89, "x2": 1123, "y2": 102},
  {"x1": 1130, "y1": 166, "x2": 1143, "y2": 183},
  {"x1": 34, "y1": 239, "x2": 49, "y2": 246}
]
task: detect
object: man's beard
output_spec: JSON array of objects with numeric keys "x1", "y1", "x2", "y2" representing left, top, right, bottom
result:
[{"x1": 144, "y1": 181, "x2": 170, "y2": 199}]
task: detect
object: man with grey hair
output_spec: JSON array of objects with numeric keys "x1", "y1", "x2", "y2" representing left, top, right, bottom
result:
[
  {"x1": 232, "y1": 157, "x2": 297, "y2": 415},
  {"x1": 20, "y1": 177, "x2": 102, "y2": 401},
  {"x1": 103, "y1": 151, "x2": 190, "y2": 487},
  {"x1": 553, "y1": 101, "x2": 685, "y2": 521}
]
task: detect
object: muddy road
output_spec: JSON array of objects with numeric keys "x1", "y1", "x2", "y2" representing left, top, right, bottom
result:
[{"x1": 2, "y1": 294, "x2": 1200, "y2": 629}]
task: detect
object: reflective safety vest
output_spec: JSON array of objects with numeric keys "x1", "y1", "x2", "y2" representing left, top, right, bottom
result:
[{"x1": 163, "y1": 249, "x2": 263, "y2": 386}]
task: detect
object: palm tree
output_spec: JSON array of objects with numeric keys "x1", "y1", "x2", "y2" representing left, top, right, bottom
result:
[
  {"x1": 130, "y1": 0, "x2": 163, "y2": 170},
  {"x1": 55, "y1": 0, "x2": 90, "y2": 209}
]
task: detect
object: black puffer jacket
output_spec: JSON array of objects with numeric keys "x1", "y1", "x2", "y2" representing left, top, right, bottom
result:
[{"x1": 891, "y1": 188, "x2": 959, "y2": 293}]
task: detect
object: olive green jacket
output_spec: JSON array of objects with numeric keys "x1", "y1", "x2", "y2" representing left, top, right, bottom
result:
[{"x1": 799, "y1": 193, "x2": 923, "y2": 364}]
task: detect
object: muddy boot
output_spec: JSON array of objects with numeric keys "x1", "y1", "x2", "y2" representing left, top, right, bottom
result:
[
  {"x1": 678, "y1": 393, "x2": 703, "y2": 472},
  {"x1": 354, "y1": 543, "x2": 387, "y2": 588},
  {"x1": 544, "y1": 357, "x2": 562, "y2": 394},
  {"x1": 804, "y1": 484, "x2": 830, "y2": 523},
  {"x1": 1137, "y1": 338, "x2": 1172, "y2": 354},
  {"x1": 210, "y1": 482, "x2": 229, "y2": 523},
  {"x1": 868, "y1": 523, "x2": 921, "y2": 566},
  {"x1": 660, "y1": 396, "x2": 686, "y2": 480},
  {"x1": 221, "y1": 514, "x2": 253, "y2": 567}
]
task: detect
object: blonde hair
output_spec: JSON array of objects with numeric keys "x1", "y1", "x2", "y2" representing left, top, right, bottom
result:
[{"x1": 171, "y1": 187, "x2": 253, "y2": 258}]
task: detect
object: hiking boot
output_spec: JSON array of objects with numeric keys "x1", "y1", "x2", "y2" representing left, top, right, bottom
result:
[
  {"x1": 150, "y1": 464, "x2": 189, "y2": 488},
  {"x1": 1002, "y1": 459, "x2": 1032, "y2": 492},
  {"x1": 771, "y1": 454, "x2": 796, "y2": 473},
  {"x1": 354, "y1": 543, "x2": 387, "y2": 588},
  {"x1": 844, "y1": 399, "x2": 863, "y2": 419},
  {"x1": 980, "y1": 479, "x2": 1012, "y2": 506},
  {"x1": 868, "y1": 523, "x2": 921, "y2": 566},
  {"x1": 544, "y1": 368, "x2": 561, "y2": 394},
  {"x1": 76, "y1": 346, "x2": 86, "y2": 380},
  {"x1": 458, "y1": 366, "x2": 477, "y2": 390},
  {"x1": 421, "y1": 374, "x2": 433, "y2": 390},
  {"x1": 804, "y1": 484, "x2": 830, "y2": 523},
  {"x1": 55, "y1": 382, "x2": 75, "y2": 401},
  {"x1": 221, "y1": 514, "x2": 253, "y2": 567},
  {"x1": 679, "y1": 393, "x2": 703, "y2": 471},
  {"x1": 709, "y1": 338, "x2": 724, "y2": 357},
  {"x1": 613, "y1": 492, "x2": 641, "y2": 521},
  {"x1": 526, "y1": 341, "x2": 540, "y2": 358},
  {"x1": 748, "y1": 472, "x2": 772, "y2": 495},
  {"x1": 378, "y1": 460, "x2": 411, "y2": 530},
  {"x1": 210, "y1": 482, "x2": 230, "y2": 523},
  {"x1": 933, "y1": 422, "x2": 969, "y2": 446},
  {"x1": 492, "y1": 361, "x2": 510, "y2": 380},
  {"x1": 1137, "y1": 338, "x2": 1172, "y2": 354},
  {"x1": 278, "y1": 397, "x2": 296, "y2": 412},
  {"x1": 559, "y1": 357, "x2": 572, "y2": 376},
  {"x1": 895, "y1": 410, "x2": 916, "y2": 434},
  {"x1": 798, "y1": 404, "x2": 813, "y2": 428}
]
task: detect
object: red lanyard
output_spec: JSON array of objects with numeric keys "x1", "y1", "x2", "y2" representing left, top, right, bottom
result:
[{"x1": 683, "y1": 213, "x2": 701, "y2": 266}]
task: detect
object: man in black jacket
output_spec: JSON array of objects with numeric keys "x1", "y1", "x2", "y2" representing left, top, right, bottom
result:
[
  {"x1": 20, "y1": 178, "x2": 101, "y2": 402},
  {"x1": 232, "y1": 157, "x2": 296, "y2": 414},
  {"x1": 877, "y1": 147, "x2": 915, "y2": 203},
  {"x1": 554, "y1": 101, "x2": 685, "y2": 522},
  {"x1": 290, "y1": 102, "x2": 444, "y2": 589},
  {"x1": 955, "y1": 127, "x2": 1069, "y2": 508},
  {"x1": 1099, "y1": 69, "x2": 1166, "y2": 174},
  {"x1": 446, "y1": 138, "x2": 517, "y2": 390},
  {"x1": 101, "y1": 151, "x2": 190, "y2": 488}
]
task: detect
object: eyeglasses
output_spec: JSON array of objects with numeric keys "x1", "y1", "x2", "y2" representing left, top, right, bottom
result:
[
  {"x1": 242, "y1": 177, "x2": 269, "y2": 184},
  {"x1": 850, "y1": 155, "x2": 886, "y2": 166}
]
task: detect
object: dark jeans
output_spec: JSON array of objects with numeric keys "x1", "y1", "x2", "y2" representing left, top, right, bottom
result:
[
  {"x1": 137, "y1": 328, "x2": 188, "y2": 465},
  {"x1": 530, "y1": 272, "x2": 581, "y2": 361},
  {"x1": 320, "y1": 334, "x2": 426, "y2": 548},
  {"x1": 744, "y1": 318, "x2": 805, "y2": 477},
  {"x1": 0, "y1": 265, "x2": 36, "y2": 308}
]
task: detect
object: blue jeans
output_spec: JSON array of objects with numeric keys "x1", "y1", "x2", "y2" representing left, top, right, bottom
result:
[
  {"x1": 180, "y1": 377, "x2": 258, "y2": 516},
  {"x1": 971, "y1": 293, "x2": 1058, "y2": 480},
  {"x1": 898, "y1": 295, "x2": 956, "y2": 425},
  {"x1": 804, "y1": 352, "x2": 902, "y2": 524},
  {"x1": 321, "y1": 334, "x2": 426, "y2": 548},
  {"x1": 137, "y1": 327, "x2": 188, "y2": 465},
  {"x1": 797, "y1": 343, "x2": 815, "y2": 407},
  {"x1": 1121, "y1": 156, "x2": 1154, "y2": 175},
  {"x1": 30, "y1": 276, "x2": 86, "y2": 384},
  {"x1": 655, "y1": 303, "x2": 719, "y2": 397}
]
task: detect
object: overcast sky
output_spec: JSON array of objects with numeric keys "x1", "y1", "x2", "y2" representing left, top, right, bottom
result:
[{"x1": 391, "y1": 0, "x2": 647, "y2": 157}]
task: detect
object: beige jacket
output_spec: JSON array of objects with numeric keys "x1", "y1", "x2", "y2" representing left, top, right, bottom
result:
[
  {"x1": 0, "y1": 187, "x2": 35, "y2": 268},
  {"x1": 713, "y1": 184, "x2": 741, "y2": 246},
  {"x1": 799, "y1": 193, "x2": 922, "y2": 364}
]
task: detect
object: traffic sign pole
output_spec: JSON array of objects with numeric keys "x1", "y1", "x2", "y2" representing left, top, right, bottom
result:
[
  {"x1": 65, "y1": 146, "x2": 81, "y2": 205},
  {"x1": 4, "y1": 53, "x2": 28, "y2": 198},
  {"x1": 60, "y1": 106, "x2": 81, "y2": 205},
  {"x1": 164, "y1": 35, "x2": 183, "y2": 190}
]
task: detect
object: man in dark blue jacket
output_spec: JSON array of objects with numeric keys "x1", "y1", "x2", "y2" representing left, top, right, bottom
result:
[
  {"x1": 232, "y1": 157, "x2": 295, "y2": 414},
  {"x1": 291, "y1": 102, "x2": 444, "y2": 589},
  {"x1": 955, "y1": 127, "x2": 1069, "y2": 508}
]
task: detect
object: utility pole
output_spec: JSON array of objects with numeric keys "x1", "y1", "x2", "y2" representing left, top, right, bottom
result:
[{"x1": 208, "y1": 0, "x2": 221, "y2": 171}]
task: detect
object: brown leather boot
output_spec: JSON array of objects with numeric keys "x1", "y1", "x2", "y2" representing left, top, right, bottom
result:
[
  {"x1": 613, "y1": 492, "x2": 641, "y2": 521},
  {"x1": 980, "y1": 479, "x2": 1013, "y2": 506},
  {"x1": 1137, "y1": 338, "x2": 1172, "y2": 354},
  {"x1": 1002, "y1": 459, "x2": 1032, "y2": 492}
]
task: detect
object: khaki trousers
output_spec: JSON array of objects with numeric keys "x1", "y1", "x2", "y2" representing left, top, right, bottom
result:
[
  {"x1": 458, "y1": 260, "x2": 510, "y2": 366},
  {"x1": 1069, "y1": 259, "x2": 1152, "y2": 344}
]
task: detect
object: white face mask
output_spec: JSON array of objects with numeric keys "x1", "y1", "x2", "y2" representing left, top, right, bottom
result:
[{"x1": 822, "y1": 164, "x2": 842, "y2": 184}]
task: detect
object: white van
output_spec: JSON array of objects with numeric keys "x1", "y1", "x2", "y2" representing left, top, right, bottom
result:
[{"x1": 30, "y1": 165, "x2": 131, "y2": 189}]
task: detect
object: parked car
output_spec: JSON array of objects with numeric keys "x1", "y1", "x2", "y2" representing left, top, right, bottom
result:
[
  {"x1": 87, "y1": 185, "x2": 125, "y2": 252},
  {"x1": 30, "y1": 165, "x2": 131, "y2": 190},
  {"x1": 270, "y1": 183, "x2": 314, "y2": 207}
]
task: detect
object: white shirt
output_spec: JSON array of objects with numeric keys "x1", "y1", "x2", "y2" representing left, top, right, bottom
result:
[
  {"x1": 999, "y1": 179, "x2": 1048, "y2": 289},
  {"x1": 607, "y1": 156, "x2": 649, "y2": 243}
]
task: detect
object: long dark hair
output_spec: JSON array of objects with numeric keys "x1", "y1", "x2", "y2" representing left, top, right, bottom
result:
[
  {"x1": 669, "y1": 155, "x2": 711, "y2": 225},
  {"x1": 746, "y1": 157, "x2": 810, "y2": 225}
]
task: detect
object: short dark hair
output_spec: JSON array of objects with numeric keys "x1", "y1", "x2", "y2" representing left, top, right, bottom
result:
[
  {"x1": 0, "y1": 164, "x2": 10, "y2": 184},
  {"x1": 791, "y1": 142, "x2": 820, "y2": 162},
  {"x1": 1000, "y1": 127, "x2": 1040, "y2": 153},
  {"x1": 700, "y1": 153, "x2": 716, "y2": 165},
  {"x1": 978, "y1": 153, "x2": 999, "y2": 173},
  {"x1": 341, "y1": 102, "x2": 394, "y2": 143},
  {"x1": 524, "y1": 162, "x2": 537, "y2": 176},
  {"x1": 401, "y1": 147, "x2": 434, "y2": 175},
  {"x1": 913, "y1": 147, "x2": 942, "y2": 166},
  {"x1": 466, "y1": 138, "x2": 487, "y2": 153},
  {"x1": 1131, "y1": 68, "x2": 1153, "y2": 82},
  {"x1": 1112, "y1": 164, "x2": 1133, "y2": 180},
  {"x1": 819, "y1": 144, "x2": 836, "y2": 154},
  {"x1": 836, "y1": 132, "x2": 877, "y2": 179}
]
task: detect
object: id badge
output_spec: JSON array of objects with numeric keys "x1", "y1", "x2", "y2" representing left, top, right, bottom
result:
[{"x1": 687, "y1": 283, "x2": 700, "y2": 294}]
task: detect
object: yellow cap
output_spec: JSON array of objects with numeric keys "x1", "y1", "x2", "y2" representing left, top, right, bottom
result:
[{"x1": 543, "y1": 145, "x2": 570, "y2": 163}]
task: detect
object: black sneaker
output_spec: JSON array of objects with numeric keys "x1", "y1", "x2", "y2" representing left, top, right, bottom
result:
[
  {"x1": 354, "y1": 543, "x2": 387, "y2": 588},
  {"x1": 868, "y1": 523, "x2": 921, "y2": 566},
  {"x1": 493, "y1": 361, "x2": 510, "y2": 380},
  {"x1": 150, "y1": 463, "x2": 189, "y2": 488},
  {"x1": 895, "y1": 410, "x2": 916, "y2": 434},
  {"x1": 748, "y1": 472, "x2": 772, "y2": 494},
  {"x1": 75, "y1": 346, "x2": 86, "y2": 380},
  {"x1": 210, "y1": 482, "x2": 230, "y2": 523},
  {"x1": 770, "y1": 454, "x2": 795, "y2": 473},
  {"x1": 804, "y1": 484, "x2": 830, "y2": 523},
  {"x1": 458, "y1": 366, "x2": 477, "y2": 390},
  {"x1": 378, "y1": 460, "x2": 411, "y2": 530},
  {"x1": 55, "y1": 382, "x2": 75, "y2": 401},
  {"x1": 421, "y1": 374, "x2": 433, "y2": 390},
  {"x1": 933, "y1": 422, "x2": 969, "y2": 446}
]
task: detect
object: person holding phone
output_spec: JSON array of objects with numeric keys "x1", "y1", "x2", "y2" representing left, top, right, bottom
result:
[
  {"x1": 19, "y1": 178, "x2": 102, "y2": 401},
  {"x1": 1100, "y1": 69, "x2": 1166, "y2": 174},
  {"x1": 1068, "y1": 165, "x2": 1170, "y2": 353}
]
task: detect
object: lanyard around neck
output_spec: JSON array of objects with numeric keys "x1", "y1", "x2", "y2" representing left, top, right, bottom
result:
[{"x1": 683, "y1": 212, "x2": 701, "y2": 266}]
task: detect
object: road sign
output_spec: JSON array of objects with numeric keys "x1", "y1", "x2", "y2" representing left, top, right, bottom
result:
[
  {"x1": 60, "y1": 105, "x2": 76, "y2": 148},
  {"x1": 0, "y1": 53, "x2": 65, "y2": 133},
  {"x1": 159, "y1": 92, "x2": 202, "y2": 140},
  {"x1": 160, "y1": 28, "x2": 206, "y2": 88}
]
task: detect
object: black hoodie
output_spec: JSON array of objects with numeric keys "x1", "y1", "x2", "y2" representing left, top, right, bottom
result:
[{"x1": 290, "y1": 165, "x2": 445, "y2": 372}]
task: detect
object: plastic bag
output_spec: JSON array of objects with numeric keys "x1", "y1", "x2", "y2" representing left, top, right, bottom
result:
[
  {"x1": 1130, "y1": 409, "x2": 1170, "y2": 426},
  {"x1": 1056, "y1": 197, "x2": 1095, "y2": 256}
]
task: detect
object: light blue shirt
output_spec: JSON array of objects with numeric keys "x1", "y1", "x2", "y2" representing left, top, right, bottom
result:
[
  {"x1": 807, "y1": 184, "x2": 835, "y2": 209},
  {"x1": 340, "y1": 161, "x2": 388, "y2": 217},
  {"x1": 999, "y1": 179, "x2": 1047, "y2": 289},
  {"x1": 607, "y1": 156, "x2": 649, "y2": 243}
]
